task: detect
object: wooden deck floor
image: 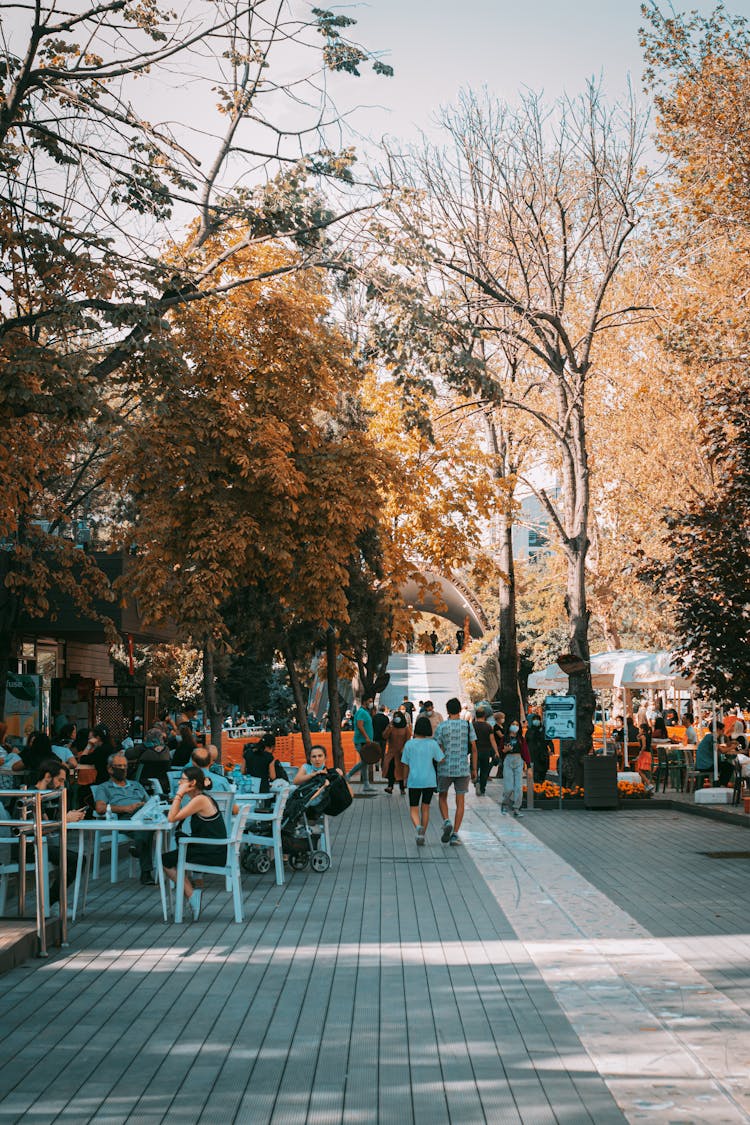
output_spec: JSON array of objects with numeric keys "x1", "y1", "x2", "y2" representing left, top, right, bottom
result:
[{"x1": 0, "y1": 790, "x2": 625, "y2": 1125}]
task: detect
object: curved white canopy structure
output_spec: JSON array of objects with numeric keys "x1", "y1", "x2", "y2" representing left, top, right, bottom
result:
[{"x1": 400, "y1": 570, "x2": 488, "y2": 639}]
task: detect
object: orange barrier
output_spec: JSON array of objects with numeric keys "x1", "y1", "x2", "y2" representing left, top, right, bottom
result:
[{"x1": 221, "y1": 730, "x2": 359, "y2": 772}]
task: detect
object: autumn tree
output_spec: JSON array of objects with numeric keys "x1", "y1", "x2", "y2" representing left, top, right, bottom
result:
[
  {"x1": 0, "y1": 0, "x2": 390, "y2": 694},
  {"x1": 371, "y1": 86, "x2": 652, "y2": 765},
  {"x1": 113, "y1": 240, "x2": 391, "y2": 747},
  {"x1": 637, "y1": 5, "x2": 750, "y2": 700}
]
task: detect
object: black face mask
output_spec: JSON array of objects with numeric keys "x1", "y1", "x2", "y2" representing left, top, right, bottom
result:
[{"x1": 111, "y1": 766, "x2": 127, "y2": 781}]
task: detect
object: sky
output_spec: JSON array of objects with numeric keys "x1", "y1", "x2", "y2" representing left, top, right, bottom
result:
[{"x1": 330, "y1": 0, "x2": 750, "y2": 148}]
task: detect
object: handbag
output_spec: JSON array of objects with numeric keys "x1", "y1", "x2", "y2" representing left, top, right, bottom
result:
[{"x1": 359, "y1": 741, "x2": 382, "y2": 765}]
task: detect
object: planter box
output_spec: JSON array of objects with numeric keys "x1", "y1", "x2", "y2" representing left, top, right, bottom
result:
[
  {"x1": 694, "y1": 787, "x2": 733, "y2": 805},
  {"x1": 584, "y1": 755, "x2": 618, "y2": 809}
]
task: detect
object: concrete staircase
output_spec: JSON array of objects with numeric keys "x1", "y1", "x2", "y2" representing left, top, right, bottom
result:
[{"x1": 379, "y1": 653, "x2": 463, "y2": 717}]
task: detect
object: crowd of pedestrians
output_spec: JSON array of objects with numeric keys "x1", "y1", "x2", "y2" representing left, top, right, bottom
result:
[{"x1": 338, "y1": 694, "x2": 553, "y2": 846}]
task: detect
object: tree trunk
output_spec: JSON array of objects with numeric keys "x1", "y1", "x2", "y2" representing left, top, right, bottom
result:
[
  {"x1": 326, "y1": 628, "x2": 344, "y2": 771},
  {"x1": 0, "y1": 563, "x2": 23, "y2": 720},
  {"x1": 496, "y1": 509, "x2": 521, "y2": 725},
  {"x1": 282, "y1": 638, "x2": 312, "y2": 759},
  {"x1": 202, "y1": 639, "x2": 223, "y2": 755},
  {"x1": 485, "y1": 412, "x2": 521, "y2": 725},
  {"x1": 564, "y1": 535, "x2": 596, "y2": 787}
]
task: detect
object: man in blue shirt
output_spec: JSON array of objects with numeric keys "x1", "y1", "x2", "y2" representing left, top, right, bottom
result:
[
  {"x1": 695, "y1": 730, "x2": 715, "y2": 774},
  {"x1": 347, "y1": 696, "x2": 375, "y2": 793},
  {"x1": 191, "y1": 747, "x2": 232, "y2": 790},
  {"x1": 93, "y1": 753, "x2": 156, "y2": 885}
]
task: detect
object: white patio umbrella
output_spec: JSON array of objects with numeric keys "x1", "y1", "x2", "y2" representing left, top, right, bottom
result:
[
  {"x1": 527, "y1": 650, "x2": 648, "y2": 692},
  {"x1": 611, "y1": 650, "x2": 694, "y2": 691}
]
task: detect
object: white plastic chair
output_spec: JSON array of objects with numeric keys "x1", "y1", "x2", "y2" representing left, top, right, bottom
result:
[
  {"x1": 174, "y1": 804, "x2": 251, "y2": 923},
  {"x1": 241, "y1": 786, "x2": 289, "y2": 886},
  {"x1": 208, "y1": 789, "x2": 236, "y2": 833}
]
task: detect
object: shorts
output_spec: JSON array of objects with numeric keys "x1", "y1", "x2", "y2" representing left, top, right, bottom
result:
[
  {"x1": 408, "y1": 787, "x2": 435, "y2": 807},
  {"x1": 437, "y1": 774, "x2": 470, "y2": 794}
]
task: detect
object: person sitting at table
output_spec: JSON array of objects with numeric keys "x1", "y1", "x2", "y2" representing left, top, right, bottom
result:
[
  {"x1": 684, "y1": 719, "x2": 698, "y2": 745},
  {"x1": 12, "y1": 760, "x2": 87, "y2": 909},
  {"x1": 191, "y1": 747, "x2": 233, "y2": 791},
  {"x1": 169, "y1": 721, "x2": 197, "y2": 768},
  {"x1": 134, "y1": 728, "x2": 171, "y2": 792},
  {"x1": 93, "y1": 753, "x2": 156, "y2": 885},
  {"x1": 612, "y1": 718, "x2": 625, "y2": 744},
  {"x1": 735, "y1": 735, "x2": 750, "y2": 780},
  {"x1": 77, "y1": 724, "x2": 115, "y2": 784},
  {"x1": 665, "y1": 707, "x2": 679, "y2": 726},
  {"x1": 0, "y1": 721, "x2": 22, "y2": 770},
  {"x1": 694, "y1": 728, "x2": 734, "y2": 785},
  {"x1": 206, "y1": 743, "x2": 225, "y2": 777},
  {"x1": 635, "y1": 724, "x2": 655, "y2": 793},
  {"x1": 51, "y1": 723, "x2": 78, "y2": 770},
  {"x1": 651, "y1": 710, "x2": 669, "y2": 739},
  {"x1": 162, "y1": 767, "x2": 227, "y2": 921},
  {"x1": 695, "y1": 727, "x2": 714, "y2": 772},
  {"x1": 12, "y1": 730, "x2": 54, "y2": 779},
  {"x1": 243, "y1": 733, "x2": 281, "y2": 793},
  {"x1": 292, "y1": 744, "x2": 328, "y2": 785},
  {"x1": 291, "y1": 747, "x2": 350, "y2": 811}
]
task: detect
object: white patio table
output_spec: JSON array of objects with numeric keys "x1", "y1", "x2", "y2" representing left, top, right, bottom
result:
[{"x1": 68, "y1": 812, "x2": 173, "y2": 922}]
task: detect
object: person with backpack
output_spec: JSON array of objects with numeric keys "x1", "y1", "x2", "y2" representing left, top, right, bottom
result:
[
  {"x1": 473, "y1": 706, "x2": 499, "y2": 795},
  {"x1": 434, "y1": 697, "x2": 477, "y2": 846}
]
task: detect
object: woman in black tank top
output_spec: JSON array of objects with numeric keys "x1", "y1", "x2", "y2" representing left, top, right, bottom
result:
[{"x1": 163, "y1": 766, "x2": 229, "y2": 919}]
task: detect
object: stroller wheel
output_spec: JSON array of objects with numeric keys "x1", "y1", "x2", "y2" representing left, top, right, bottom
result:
[
  {"x1": 310, "y1": 850, "x2": 331, "y2": 873},
  {"x1": 241, "y1": 850, "x2": 258, "y2": 873},
  {"x1": 289, "y1": 852, "x2": 309, "y2": 871},
  {"x1": 254, "y1": 851, "x2": 272, "y2": 874}
]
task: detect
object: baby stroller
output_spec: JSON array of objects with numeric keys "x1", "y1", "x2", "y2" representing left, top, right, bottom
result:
[{"x1": 243, "y1": 770, "x2": 351, "y2": 875}]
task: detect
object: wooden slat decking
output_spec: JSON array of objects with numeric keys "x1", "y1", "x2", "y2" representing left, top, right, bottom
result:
[{"x1": 0, "y1": 791, "x2": 631, "y2": 1123}]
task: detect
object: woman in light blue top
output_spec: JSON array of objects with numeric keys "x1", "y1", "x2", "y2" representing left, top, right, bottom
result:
[
  {"x1": 292, "y1": 745, "x2": 328, "y2": 785},
  {"x1": 401, "y1": 716, "x2": 445, "y2": 846}
]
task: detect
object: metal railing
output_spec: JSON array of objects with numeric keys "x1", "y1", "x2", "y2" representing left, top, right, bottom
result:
[{"x1": 0, "y1": 787, "x2": 68, "y2": 956}]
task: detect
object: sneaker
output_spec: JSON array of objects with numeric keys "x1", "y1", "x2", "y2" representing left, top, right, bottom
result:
[
  {"x1": 449, "y1": 833, "x2": 462, "y2": 846},
  {"x1": 441, "y1": 819, "x2": 453, "y2": 843},
  {"x1": 140, "y1": 871, "x2": 157, "y2": 886},
  {"x1": 500, "y1": 805, "x2": 508, "y2": 815},
  {"x1": 513, "y1": 810, "x2": 523, "y2": 819},
  {"x1": 416, "y1": 828, "x2": 425, "y2": 847}
]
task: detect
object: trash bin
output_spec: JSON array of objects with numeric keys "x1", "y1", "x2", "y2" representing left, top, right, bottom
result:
[{"x1": 583, "y1": 754, "x2": 618, "y2": 809}]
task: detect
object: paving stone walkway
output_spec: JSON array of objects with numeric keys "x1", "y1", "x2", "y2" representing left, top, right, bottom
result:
[{"x1": 0, "y1": 788, "x2": 747, "y2": 1124}]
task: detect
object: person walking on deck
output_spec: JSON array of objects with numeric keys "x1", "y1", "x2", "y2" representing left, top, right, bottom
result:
[
  {"x1": 501, "y1": 721, "x2": 530, "y2": 818},
  {"x1": 435, "y1": 698, "x2": 477, "y2": 846},
  {"x1": 347, "y1": 696, "x2": 375, "y2": 793}
]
